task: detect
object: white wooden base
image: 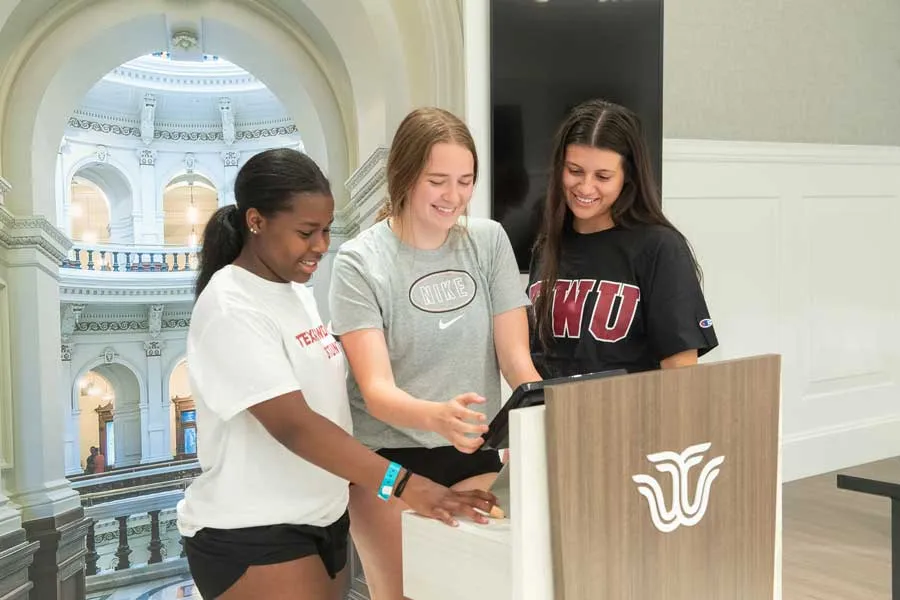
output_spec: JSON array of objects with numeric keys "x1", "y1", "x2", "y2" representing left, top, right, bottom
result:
[{"x1": 401, "y1": 514, "x2": 511, "y2": 600}]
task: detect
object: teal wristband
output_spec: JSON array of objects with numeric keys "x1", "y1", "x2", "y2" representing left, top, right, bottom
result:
[{"x1": 377, "y1": 462, "x2": 402, "y2": 501}]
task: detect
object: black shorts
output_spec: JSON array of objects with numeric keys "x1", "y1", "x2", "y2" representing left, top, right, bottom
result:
[
  {"x1": 376, "y1": 446, "x2": 502, "y2": 488},
  {"x1": 183, "y1": 511, "x2": 349, "y2": 599}
]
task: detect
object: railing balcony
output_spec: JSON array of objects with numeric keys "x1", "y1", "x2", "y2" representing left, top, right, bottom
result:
[{"x1": 63, "y1": 242, "x2": 199, "y2": 273}]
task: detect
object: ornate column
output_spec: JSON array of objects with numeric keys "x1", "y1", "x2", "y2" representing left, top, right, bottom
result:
[
  {"x1": 137, "y1": 148, "x2": 158, "y2": 244},
  {"x1": 142, "y1": 305, "x2": 170, "y2": 463},
  {"x1": 0, "y1": 204, "x2": 89, "y2": 599},
  {"x1": 60, "y1": 304, "x2": 84, "y2": 476},
  {"x1": 221, "y1": 150, "x2": 239, "y2": 207}
]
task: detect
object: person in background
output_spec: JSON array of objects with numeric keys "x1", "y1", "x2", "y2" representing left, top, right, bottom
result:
[
  {"x1": 84, "y1": 446, "x2": 97, "y2": 474},
  {"x1": 176, "y1": 148, "x2": 496, "y2": 600},
  {"x1": 330, "y1": 107, "x2": 541, "y2": 600},
  {"x1": 529, "y1": 99, "x2": 718, "y2": 379},
  {"x1": 93, "y1": 448, "x2": 106, "y2": 474}
]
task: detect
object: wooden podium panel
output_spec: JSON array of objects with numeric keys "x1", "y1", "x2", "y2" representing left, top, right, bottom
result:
[{"x1": 545, "y1": 355, "x2": 780, "y2": 600}]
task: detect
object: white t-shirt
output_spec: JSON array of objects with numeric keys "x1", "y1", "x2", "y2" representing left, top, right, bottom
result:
[{"x1": 176, "y1": 265, "x2": 352, "y2": 536}]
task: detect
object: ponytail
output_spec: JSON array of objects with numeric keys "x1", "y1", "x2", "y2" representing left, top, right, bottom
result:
[{"x1": 195, "y1": 204, "x2": 244, "y2": 298}]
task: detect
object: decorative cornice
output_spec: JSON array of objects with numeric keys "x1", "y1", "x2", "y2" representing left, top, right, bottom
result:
[
  {"x1": 336, "y1": 147, "x2": 390, "y2": 237},
  {"x1": 345, "y1": 147, "x2": 389, "y2": 192},
  {"x1": 68, "y1": 115, "x2": 298, "y2": 143},
  {"x1": 0, "y1": 176, "x2": 11, "y2": 205},
  {"x1": 0, "y1": 206, "x2": 71, "y2": 263},
  {"x1": 60, "y1": 285, "x2": 193, "y2": 298},
  {"x1": 73, "y1": 317, "x2": 189, "y2": 335}
]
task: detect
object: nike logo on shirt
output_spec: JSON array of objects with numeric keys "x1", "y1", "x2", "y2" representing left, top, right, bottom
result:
[{"x1": 438, "y1": 314, "x2": 465, "y2": 330}]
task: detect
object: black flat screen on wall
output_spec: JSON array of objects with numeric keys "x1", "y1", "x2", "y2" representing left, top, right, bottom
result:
[{"x1": 490, "y1": 0, "x2": 664, "y2": 272}]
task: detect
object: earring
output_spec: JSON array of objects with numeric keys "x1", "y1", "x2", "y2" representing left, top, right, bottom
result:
[{"x1": 250, "y1": 228, "x2": 258, "y2": 235}]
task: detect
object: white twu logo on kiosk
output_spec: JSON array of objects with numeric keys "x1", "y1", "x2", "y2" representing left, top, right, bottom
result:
[{"x1": 632, "y1": 442, "x2": 725, "y2": 533}]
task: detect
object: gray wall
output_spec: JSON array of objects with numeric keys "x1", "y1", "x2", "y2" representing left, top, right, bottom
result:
[{"x1": 664, "y1": 0, "x2": 900, "y2": 145}]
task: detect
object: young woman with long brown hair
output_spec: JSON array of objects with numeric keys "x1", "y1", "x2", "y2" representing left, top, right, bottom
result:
[
  {"x1": 330, "y1": 108, "x2": 540, "y2": 599},
  {"x1": 529, "y1": 99, "x2": 718, "y2": 378}
]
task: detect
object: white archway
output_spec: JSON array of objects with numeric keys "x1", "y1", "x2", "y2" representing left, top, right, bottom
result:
[
  {"x1": 0, "y1": 0, "x2": 466, "y2": 222},
  {"x1": 0, "y1": 2, "x2": 340, "y2": 221},
  {"x1": 72, "y1": 359, "x2": 145, "y2": 469},
  {"x1": 69, "y1": 161, "x2": 135, "y2": 243}
]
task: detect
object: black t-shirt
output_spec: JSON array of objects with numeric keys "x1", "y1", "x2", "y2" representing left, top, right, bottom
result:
[{"x1": 527, "y1": 224, "x2": 718, "y2": 378}]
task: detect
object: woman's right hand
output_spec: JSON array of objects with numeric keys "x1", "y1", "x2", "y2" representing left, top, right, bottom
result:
[
  {"x1": 400, "y1": 473, "x2": 497, "y2": 526},
  {"x1": 429, "y1": 393, "x2": 489, "y2": 453}
]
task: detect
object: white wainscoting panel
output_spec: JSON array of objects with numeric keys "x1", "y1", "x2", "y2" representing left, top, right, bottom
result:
[{"x1": 663, "y1": 139, "x2": 900, "y2": 481}]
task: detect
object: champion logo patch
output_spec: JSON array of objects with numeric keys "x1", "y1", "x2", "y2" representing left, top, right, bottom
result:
[{"x1": 699, "y1": 318, "x2": 713, "y2": 329}]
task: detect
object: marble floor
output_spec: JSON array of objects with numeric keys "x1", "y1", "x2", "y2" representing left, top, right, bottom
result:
[{"x1": 88, "y1": 576, "x2": 200, "y2": 600}]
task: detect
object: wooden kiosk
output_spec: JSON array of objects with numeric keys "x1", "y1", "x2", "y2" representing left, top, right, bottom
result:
[{"x1": 402, "y1": 355, "x2": 782, "y2": 599}]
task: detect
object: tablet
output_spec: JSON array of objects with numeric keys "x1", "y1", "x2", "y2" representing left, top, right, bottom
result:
[{"x1": 482, "y1": 369, "x2": 627, "y2": 449}]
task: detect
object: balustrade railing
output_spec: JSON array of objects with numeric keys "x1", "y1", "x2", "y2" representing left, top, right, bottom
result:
[
  {"x1": 62, "y1": 242, "x2": 199, "y2": 272},
  {"x1": 71, "y1": 459, "x2": 201, "y2": 503},
  {"x1": 84, "y1": 489, "x2": 186, "y2": 578}
]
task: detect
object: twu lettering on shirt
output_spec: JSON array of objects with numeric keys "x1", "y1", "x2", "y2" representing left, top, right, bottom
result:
[
  {"x1": 529, "y1": 279, "x2": 641, "y2": 342},
  {"x1": 295, "y1": 325, "x2": 342, "y2": 359}
]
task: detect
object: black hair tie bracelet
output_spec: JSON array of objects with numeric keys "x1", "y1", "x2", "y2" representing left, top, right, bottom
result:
[{"x1": 393, "y1": 468, "x2": 414, "y2": 498}]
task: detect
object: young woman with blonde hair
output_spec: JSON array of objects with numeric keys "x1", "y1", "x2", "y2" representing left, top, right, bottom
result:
[{"x1": 330, "y1": 108, "x2": 540, "y2": 599}]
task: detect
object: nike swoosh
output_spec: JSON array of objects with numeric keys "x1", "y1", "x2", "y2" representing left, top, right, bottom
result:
[{"x1": 438, "y1": 314, "x2": 465, "y2": 330}]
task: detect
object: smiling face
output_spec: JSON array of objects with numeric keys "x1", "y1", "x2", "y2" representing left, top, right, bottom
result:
[
  {"x1": 405, "y1": 142, "x2": 475, "y2": 239},
  {"x1": 247, "y1": 192, "x2": 334, "y2": 284},
  {"x1": 561, "y1": 144, "x2": 626, "y2": 233}
]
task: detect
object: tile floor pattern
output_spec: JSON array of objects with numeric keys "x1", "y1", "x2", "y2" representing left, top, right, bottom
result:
[{"x1": 88, "y1": 576, "x2": 200, "y2": 600}]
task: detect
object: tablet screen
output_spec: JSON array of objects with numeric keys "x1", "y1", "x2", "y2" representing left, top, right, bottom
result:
[{"x1": 483, "y1": 369, "x2": 626, "y2": 449}]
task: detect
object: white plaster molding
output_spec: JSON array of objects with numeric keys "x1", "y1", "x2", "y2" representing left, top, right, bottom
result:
[
  {"x1": 222, "y1": 150, "x2": 240, "y2": 167},
  {"x1": 143, "y1": 340, "x2": 164, "y2": 357},
  {"x1": 337, "y1": 146, "x2": 389, "y2": 237},
  {"x1": 0, "y1": 206, "x2": 71, "y2": 264},
  {"x1": 59, "y1": 270, "x2": 195, "y2": 304},
  {"x1": 68, "y1": 113, "x2": 298, "y2": 143},
  {"x1": 0, "y1": 176, "x2": 10, "y2": 206},
  {"x1": 148, "y1": 304, "x2": 164, "y2": 338},
  {"x1": 61, "y1": 303, "x2": 191, "y2": 337},
  {"x1": 61, "y1": 303, "x2": 86, "y2": 342},
  {"x1": 138, "y1": 148, "x2": 157, "y2": 166}
]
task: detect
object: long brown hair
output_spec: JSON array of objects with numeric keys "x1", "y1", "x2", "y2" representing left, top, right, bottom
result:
[
  {"x1": 376, "y1": 107, "x2": 478, "y2": 222},
  {"x1": 532, "y1": 99, "x2": 700, "y2": 349}
]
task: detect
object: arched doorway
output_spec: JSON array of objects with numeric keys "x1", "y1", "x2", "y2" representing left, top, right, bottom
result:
[
  {"x1": 76, "y1": 371, "x2": 114, "y2": 472},
  {"x1": 74, "y1": 362, "x2": 144, "y2": 470},
  {"x1": 162, "y1": 175, "x2": 218, "y2": 248},
  {"x1": 168, "y1": 359, "x2": 196, "y2": 460}
]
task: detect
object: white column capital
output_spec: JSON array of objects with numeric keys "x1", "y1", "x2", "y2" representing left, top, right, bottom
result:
[
  {"x1": 138, "y1": 148, "x2": 157, "y2": 166},
  {"x1": 144, "y1": 340, "x2": 164, "y2": 357},
  {"x1": 221, "y1": 150, "x2": 240, "y2": 167}
]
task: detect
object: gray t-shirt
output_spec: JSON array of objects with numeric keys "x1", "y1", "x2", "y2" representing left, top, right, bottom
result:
[{"x1": 329, "y1": 217, "x2": 529, "y2": 449}]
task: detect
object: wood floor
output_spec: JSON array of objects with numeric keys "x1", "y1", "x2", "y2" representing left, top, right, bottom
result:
[{"x1": 783, "y1": 457, "x2": 896, "y2": 599}]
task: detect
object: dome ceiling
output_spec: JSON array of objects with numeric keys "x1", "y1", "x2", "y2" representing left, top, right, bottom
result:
[{"x1": 72, "y1": 53, "x2": 294, "y2": 131}]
